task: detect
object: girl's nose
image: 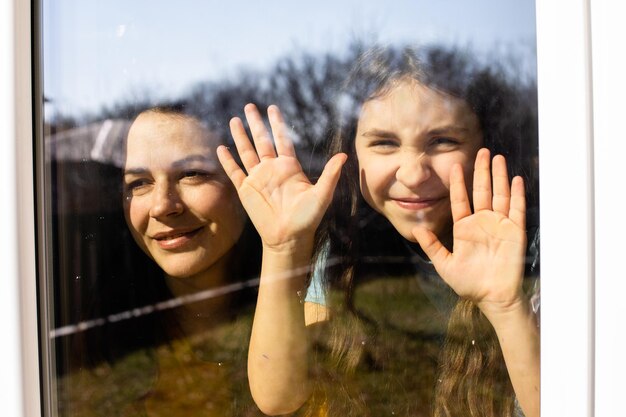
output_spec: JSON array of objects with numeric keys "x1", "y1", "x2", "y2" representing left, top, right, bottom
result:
[
  {"x1": 395, "y1": 152, "x2": 432, "y2": 188},
  {"x1": 149, "y1": 182, "x2": 184, "y2": 218}
]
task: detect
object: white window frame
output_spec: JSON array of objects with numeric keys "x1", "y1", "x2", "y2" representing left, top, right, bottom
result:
[
  {"x1": 589, "y1": 2, "x2": 626, "y2": 416},
  {"x1": 1, "y1": 0, "x2": 39, "y2": 416},
  {"x1": 2, "y1": 1, "x2": 624, "y2": 416},
  {"x1": 536, "y1": 1, "x2": 594, "y2": 416}
]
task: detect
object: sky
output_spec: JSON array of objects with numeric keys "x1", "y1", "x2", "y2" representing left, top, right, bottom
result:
[{"x1": 43, "y1": 0, "x2": 537, "y2": 116}]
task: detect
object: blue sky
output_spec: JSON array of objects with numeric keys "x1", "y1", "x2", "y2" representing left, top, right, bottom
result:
[{"x1": 43, "y1": 0, "x2": 536, "y2": 116}]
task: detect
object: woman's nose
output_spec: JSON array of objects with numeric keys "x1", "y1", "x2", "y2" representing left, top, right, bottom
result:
[
  {"x1": 149, "y1": 182, "x2": 184, "y2": 218},
  {"x1": 395, "y1": 152, "x2": 431, "y2": 188}
]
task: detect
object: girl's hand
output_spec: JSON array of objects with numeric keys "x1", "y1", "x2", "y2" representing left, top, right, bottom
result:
[
  {"x1": 217, "y1": 104, "x2": 346, "y2": 252},
  {"x1": 412, "y1": 148, "x2": 527, "y2": 317}
]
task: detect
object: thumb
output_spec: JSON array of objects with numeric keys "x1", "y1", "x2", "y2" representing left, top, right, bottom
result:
[
  {"x1": 412, "y1": 226, "x2": 450, "y2": 272},
  {"x1": 314, "y1": 153, "x2": 347, "y2": 206}
]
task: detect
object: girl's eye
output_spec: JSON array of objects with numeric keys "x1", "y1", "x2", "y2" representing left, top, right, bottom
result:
[
  {"x1": 370, "y1": 139, "x2": 399, "y2": 149},
  {"x1": 431, "y1": 137, "x2": 460, "y2": 147},
  {"x1": 431, "y1": 137, "x2": 460, "y2": 149}
]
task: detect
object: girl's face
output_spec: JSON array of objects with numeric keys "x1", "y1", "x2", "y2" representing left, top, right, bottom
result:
[
  {"x1": 355, "y1": 79, "x2": 483, "y2": 242},
  {"x1": 123, "y1": 112, "x2": 245, "y2": 278}
]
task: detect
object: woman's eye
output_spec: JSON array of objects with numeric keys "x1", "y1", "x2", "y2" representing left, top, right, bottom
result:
[
  {"x1": 125, "y1": 179, "x2": 151, "y2": 195},
  {"x1": 180, "y1": 170, "x2": 212, "y2": 183},
  {"x1": 183, "y1": 170, "x2": 203, "y2": 178}
]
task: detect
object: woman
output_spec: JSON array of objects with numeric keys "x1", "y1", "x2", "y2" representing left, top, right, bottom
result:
[
  {"x1": 217, "y1": 46, "x2": 539, "y2": 417},
  {"x1": 121, "y1": 106, "x2": 262, "y2": 416}
]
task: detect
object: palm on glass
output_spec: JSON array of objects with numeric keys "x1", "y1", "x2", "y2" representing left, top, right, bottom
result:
[
  {"x1": 413, "y1": 149, "x2": 527, "y2": 315},
  {"x1": 217, "y1": 104, "x2": 346, "y2": 250}
]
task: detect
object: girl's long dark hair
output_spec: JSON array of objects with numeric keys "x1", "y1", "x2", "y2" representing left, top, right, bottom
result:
[{"x1": 314, "y1": 45, "x2": 538, "y2": 417}]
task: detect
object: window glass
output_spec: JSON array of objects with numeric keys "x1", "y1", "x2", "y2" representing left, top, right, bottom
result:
[{"x1": 41, "y1": 1, "x2": 539, "y2": 415}]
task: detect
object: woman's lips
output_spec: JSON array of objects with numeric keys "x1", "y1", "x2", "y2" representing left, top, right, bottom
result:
[
  {"x1": 393, "y1": 197, "x2": 445, "y2": 210},
  {"x1": 152, "y1": 227, "x2": 203, "y2": 250}
]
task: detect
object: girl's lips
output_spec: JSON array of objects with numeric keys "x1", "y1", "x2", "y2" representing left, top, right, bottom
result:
[
  {"x1": 152, "y1": 227, "x2": 203, "y2": 250},
  {"x1": 393, "y1": 197, "x2": 445, "y2": 210}
]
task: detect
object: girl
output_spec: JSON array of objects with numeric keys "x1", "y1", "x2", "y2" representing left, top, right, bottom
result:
[{"x1": 217, "y1": 46, "x2": 539, "y2": 417}]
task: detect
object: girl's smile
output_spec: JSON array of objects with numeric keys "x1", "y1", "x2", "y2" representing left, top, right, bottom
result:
[{"x1": 392, "y1": 196, "x2": 446, "y2": 211}]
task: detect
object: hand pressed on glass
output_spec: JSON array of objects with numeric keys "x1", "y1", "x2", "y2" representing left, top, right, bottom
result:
[
  {"x1": 413, "y1": 149, "x2": 528, "y2": 317},
  {"x1": 217, "y1": 104, "x2": 346, "y2": 252},
  {"x1": 217, "y1": 103, "x2": 345, "y2": 415}
]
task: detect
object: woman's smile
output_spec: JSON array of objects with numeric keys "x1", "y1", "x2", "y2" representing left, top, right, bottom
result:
[{"x1": 152, "y1": 226, "x2": 205, "y2": 250}]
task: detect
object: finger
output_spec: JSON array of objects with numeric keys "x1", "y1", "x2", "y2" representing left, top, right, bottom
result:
[
  {"x1": 472, "y1": 148, "x2": 492, "y2": 212},
  {"x1": 449, "y1": 164, "x2": 471, "y2": 223},
  {"x1": 244, "y1": 103, "x2": 277, "y2": 160},
  {"x1": 491, "y1": 154, "x2": 511, "y2": 215},
  {"x1": 216, "y1": 145, "x2": 247, "y2": 189},
  {"x1": 509, "y1": 176, "x2": 526, "y2": 229},
  {"x1": 313, "y1": 153, "x2": 347, "y2": 207},
  {"x1": 412, "y1": 226, "x2": 451, "y2": 273},
  {"x1": 267, "y1": 105, "x2": 296, "y2": 157},
  {"x1": 229, "y1": 117, "x2": 260, "y2": 171}
]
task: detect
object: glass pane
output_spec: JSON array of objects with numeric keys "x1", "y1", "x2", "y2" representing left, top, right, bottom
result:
[{"x1": 40, "y1": 1, "x2": 539, "y2": 416}]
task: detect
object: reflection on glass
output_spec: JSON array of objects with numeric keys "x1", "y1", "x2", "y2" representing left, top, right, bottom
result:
[
  {"x1": 41, "y1": 1, "x2": 538, "y2": 416},
  {"x1": 49, "y1": 106, "x2": 262, "y2": 416},
  {"x1": 121, "y1": 108, "x2": 260, "y2": 415}
]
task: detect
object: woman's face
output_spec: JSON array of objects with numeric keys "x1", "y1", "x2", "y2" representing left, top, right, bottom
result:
[
  {"x1": 123, "y1": 111, "x2": 245, "y2": 278},
  {"x1": 355, "y1": 79, "x2": 483, "y2": 242}
]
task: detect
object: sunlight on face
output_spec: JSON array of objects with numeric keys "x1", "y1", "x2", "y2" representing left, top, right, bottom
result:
[
  {"x1": 355, "y1": 79, "x2": 483, "y2": 242},
  {"x1": 123, "y1": 111, "x2": 245, "y2": 279}
]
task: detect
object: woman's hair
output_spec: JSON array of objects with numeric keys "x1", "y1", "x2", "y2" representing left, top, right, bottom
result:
[{"x1": 315, "y1": 45, "x2": 538, "y2": 417}]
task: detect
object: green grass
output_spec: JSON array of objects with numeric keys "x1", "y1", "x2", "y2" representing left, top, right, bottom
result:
[{"x1": 57, "y1": 273, "x2": 452, "y2": 416}]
